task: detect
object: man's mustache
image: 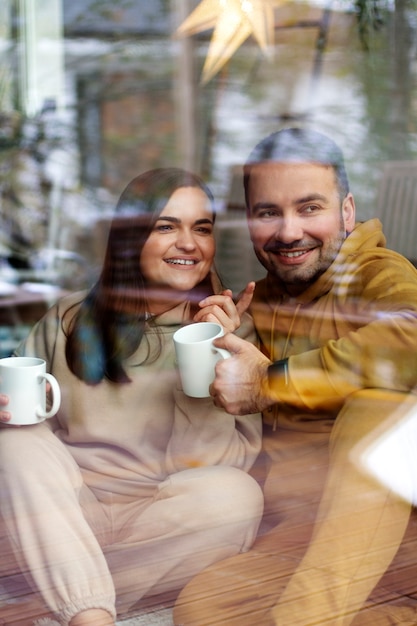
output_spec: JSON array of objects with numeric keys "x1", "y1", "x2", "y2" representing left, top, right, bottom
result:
[{"x1": 263, "y1": 240, "x2": 313, "y2": 253}]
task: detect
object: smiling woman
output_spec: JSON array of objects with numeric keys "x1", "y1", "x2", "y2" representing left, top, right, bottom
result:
[
  {"x1": 140, "y1": 185, "x2": 216, "y2": 312},
  {"x1": 0, "y1": 167, "x2": 263, "y2": 626},
  {"x1": 65, "y1": 168, "x2": 218, "y2": 384}
]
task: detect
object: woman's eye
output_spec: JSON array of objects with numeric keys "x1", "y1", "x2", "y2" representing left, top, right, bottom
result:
[
  {"x1": 195, "y1": 227, "x2": 213, "y2": 235},
  {"x1": 258, "y1": 210, "x2": 277, "y2": 219},
  {"x1": 156, "y1": 224, "x2": 174, "y2": 232}
]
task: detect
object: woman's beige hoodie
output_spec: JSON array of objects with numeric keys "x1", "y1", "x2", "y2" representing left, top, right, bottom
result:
[{"x1": 16, "y1": 298, "x2": 262, "y2": 501}]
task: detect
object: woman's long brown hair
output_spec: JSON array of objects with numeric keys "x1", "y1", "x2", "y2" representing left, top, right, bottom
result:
[{"x1": 64, "y1": 168, "x2": 216, "y2": 384}]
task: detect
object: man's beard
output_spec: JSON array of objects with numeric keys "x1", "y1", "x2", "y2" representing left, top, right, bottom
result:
[{"x1": 259, "y1": 218, "x2": 347, "y2": 293}]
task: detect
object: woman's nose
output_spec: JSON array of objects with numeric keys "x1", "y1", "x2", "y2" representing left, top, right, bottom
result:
[{"x1": 175, "y1": 230, "x2": 196, "y2": 250}]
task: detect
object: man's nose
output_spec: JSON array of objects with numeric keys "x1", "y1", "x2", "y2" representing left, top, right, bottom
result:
[{"x1": 275, "y1": 216, "x2": 303, "y2": 243}]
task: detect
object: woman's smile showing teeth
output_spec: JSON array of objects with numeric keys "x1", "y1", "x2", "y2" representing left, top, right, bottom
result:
[{"x1": 165, "y1": 258, "x2": 198, "y2": 266}]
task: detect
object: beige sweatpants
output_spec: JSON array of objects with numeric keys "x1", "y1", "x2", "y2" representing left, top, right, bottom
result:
[
  {"x1": 173, "y1": 389, "x2": 416, "y2": 626},
  {"x1": 0, "y1": 424, "x2": 263, "y2": 625}
]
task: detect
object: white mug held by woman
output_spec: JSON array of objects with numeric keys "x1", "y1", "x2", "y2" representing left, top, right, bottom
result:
[{"x1": 0, "y1": 356, "x2": 61, "y2": 425}]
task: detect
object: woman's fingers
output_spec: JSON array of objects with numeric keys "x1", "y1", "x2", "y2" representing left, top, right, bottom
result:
[
  {"x1": 194, "y1": 290, "x2": 239, "y2": 330},
  {"x1": 235, "y1": 282, "x2": 255, "y2": 317}
]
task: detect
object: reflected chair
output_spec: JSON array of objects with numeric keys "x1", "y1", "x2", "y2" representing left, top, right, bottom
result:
[{"x1": 374, "y1": 161, "x2": 417, "y2": 266}]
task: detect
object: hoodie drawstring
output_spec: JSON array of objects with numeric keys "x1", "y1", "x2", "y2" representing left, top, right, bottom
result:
[{"x1": 270, "y1": 302, "x2": 301, "y2": 431}]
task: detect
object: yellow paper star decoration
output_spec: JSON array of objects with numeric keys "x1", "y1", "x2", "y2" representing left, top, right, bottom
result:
[{"x1": 176, "y1": 0, "x2": 287, "y2": 83}]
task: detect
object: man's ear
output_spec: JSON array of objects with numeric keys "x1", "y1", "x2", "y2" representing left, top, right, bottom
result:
[{"x1": 342, "y1": 193, "x2": 356, "y2": 233}]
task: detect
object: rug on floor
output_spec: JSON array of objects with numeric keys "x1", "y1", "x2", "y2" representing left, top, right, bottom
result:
[
  {"x1": 116, "y1": 607, "x2": 173, "y2": 625},
  {"x1": 32, "y1": 607, "x2": 173, "y2": 626}
]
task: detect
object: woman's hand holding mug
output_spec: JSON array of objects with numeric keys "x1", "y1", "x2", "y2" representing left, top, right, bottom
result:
[{"x1": 0, "y1": 393, "x2": 11, "y2": 424}]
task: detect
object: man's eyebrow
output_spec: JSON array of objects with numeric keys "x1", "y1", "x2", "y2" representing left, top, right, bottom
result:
[
  {"x1": 252, "y1": 194, "x2": 329, "y2": 212},
  {"x1": 295, "y1": 193, "x2": 328, "y2": 204}
]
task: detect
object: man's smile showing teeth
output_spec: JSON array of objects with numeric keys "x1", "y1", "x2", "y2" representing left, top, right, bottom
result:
[
  {"x1": 278, "y1": 250, "x2": 309, "y2": 258},
  {"x1": 165, "y1": 258, "x2": 197, "y2": 265}
]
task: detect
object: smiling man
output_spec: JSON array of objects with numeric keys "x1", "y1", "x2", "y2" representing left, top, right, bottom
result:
[
  {"x1": 247, "y1": 160, "x2": 354, "y2": 294},
  {"x1": 173, "y1": 128, "x2": 417, "y2": 625}
]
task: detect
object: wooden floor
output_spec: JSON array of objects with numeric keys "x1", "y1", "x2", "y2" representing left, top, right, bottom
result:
[{"x1": 2, "y1": 513, "x2": 417, "y2": 625}]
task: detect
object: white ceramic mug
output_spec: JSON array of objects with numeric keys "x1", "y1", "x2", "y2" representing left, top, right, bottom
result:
[
  {"x1": 0, "y1": 356, "x2": 61, "y2": 425},
  {"x1": 173, "y1": 322, "x2": 231, "y2": 398}
]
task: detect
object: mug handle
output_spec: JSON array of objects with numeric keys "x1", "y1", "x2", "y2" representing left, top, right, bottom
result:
[
  {"x1": 213, "y1": 347, "x2": 231, "y2": 360},
  {"x1": 36, "y1": 373, "x2": 62, "y2": 419}
]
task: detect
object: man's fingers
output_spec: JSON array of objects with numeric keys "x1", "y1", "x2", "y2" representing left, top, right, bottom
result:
[{"x1": 212, "y1": 332, "x2": 247, "y2": 354}]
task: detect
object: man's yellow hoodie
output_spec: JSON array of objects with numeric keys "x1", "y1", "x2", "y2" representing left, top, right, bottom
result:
[{"x1": 252, "y1": 218, "x2": 417, "y2": 432}]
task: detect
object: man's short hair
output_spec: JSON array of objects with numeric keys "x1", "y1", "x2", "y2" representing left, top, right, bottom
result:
[{"x1": 243, "y1": 128, "x2": 350, "y2": 206}]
